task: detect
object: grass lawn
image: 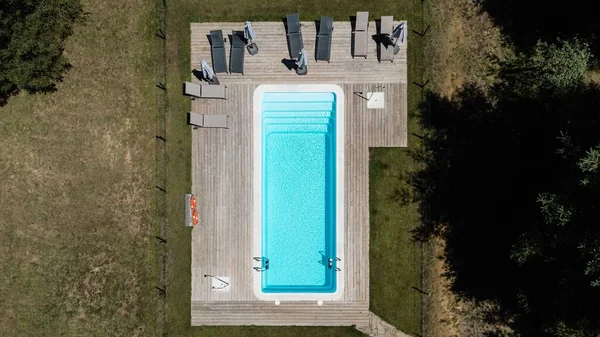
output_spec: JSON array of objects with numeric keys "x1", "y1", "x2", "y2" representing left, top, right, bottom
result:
[
  {"x1": 368, "y1": 0, "x2": 426, "y2": 334},
  {"x1": 0, "y1": 0, "x2": 426, "y2": 335},
  {"x1": 0, "y1": 0, "x2": 158, "y2": 336},
  {"x1": 369, "y1": 144, "x2": 424, "y2": 336}
]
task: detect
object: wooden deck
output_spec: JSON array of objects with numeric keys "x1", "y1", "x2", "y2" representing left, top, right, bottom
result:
[
  {"x1": 190, "y1": 21, "x2": 407, "y2": 326},
  {"x1": 191, "y1": 21, "x2": 407, "y2": 83}
]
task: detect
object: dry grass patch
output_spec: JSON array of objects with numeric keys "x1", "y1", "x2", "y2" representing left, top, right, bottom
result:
[
  {"x1": 0, "y1": 0, "x2": 158, "y2": 336},
  {"x1": 425, "y1": 237, "x2": 513, "y2": 337},
  {"x1": 425, "y1": 0, "x2": 510, "y2": 96}
]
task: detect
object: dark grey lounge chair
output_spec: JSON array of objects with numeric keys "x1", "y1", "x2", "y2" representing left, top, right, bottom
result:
[
  {"x1": 286, "y1": 13, "x2": 304, "y2": 59},
  {"x1": 210, "y1": 30, "x2": 228, "y2": 73},
  {"x1": 316, "y1": 16, "x2": 333, "y2": 62},
  {"x1": 230, "y1": 31, "x2": 245, "y2": 74}
]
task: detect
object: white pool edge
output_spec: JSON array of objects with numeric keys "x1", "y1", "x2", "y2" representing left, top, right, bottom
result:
[{"x1": 252, "y1": 84, "x2": 345, "y2": 302}]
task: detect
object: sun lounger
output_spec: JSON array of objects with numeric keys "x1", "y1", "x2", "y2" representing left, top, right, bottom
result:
[
  {"x1": 379, "y1": 16, "x2": 394, "y2": 63},
  {"x1": 353, "y1": 11, "x2": 369, "y2": 59},
  {"x1": 188, "y1": 112, "x2": 229, "y2": 129},
  {"x1": 210, "y1": 30, "x2": 228, "y2": 73},
  {"x1": 316, "y1": 16, "x2": 333, "y2": 62},
  {"x1": 286, "y1": 13, "x2": 304, "y2": 59},
  {"x1": 184, "y1": 82, "x2": 226, "y2": 99},
  {"x1": 230, "y1": 31, "x2": 245, "y2": 74}
]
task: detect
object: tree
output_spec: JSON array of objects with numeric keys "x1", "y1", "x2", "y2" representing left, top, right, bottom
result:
[
  {"x1": 499, "y1": 39, "x2": 591, "y2": 96},
  {"x1": 0, "y1": 0, "x2": 83, "y2": 105},
  {"x1": 515, "y1": 141, "x2": 600, "y2": 284},
  {"x1": 417, "y1": 38, "x2": 600, "y2": 337}
]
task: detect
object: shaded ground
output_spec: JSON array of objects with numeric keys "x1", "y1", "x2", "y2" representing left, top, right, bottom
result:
[
  {"x1": 0, "y1": 0, "x2": 158, "y2": 336},
  {"x1": 414, "y1": 79, "x2": 600, "y2": 336},
  {"x1": 425, "y1": 237, "x2": 513, "y2": 337},
  {"x1": 420, "y1": 1, "x2": 515, "y2": 336}
]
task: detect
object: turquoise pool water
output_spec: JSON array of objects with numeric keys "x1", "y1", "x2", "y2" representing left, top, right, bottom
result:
[{"x1": 261, "y1": 91, "x2": 338, "y2": 293}]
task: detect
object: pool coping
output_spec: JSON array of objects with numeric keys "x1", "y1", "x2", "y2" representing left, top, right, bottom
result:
[{"x1": 252, "y1": 84, "x2": 345, "y2": 302}]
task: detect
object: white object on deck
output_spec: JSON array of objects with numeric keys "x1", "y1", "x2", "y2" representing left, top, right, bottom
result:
[
  {"x1": 201, "y1": 60, "x2": 215, "y2": 80},
  {"x1": 245, "y1": 21, "x2": 257, "y2": 41},
  {"x1": 298, "y1": 48, "x2": 308, "y2": 68},
  {"x1": 367, "y1": 92, "x2": 385, "y2": 109},
  {"x1": 392, "y1": 22, "x2": 405, "y2": 44}
]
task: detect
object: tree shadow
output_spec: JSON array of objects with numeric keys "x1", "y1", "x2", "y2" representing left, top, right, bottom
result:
[
  {"x1": 480, "y1": 0, "x2": 600, "y2": 56},
  {"x1": 411, "y1": 81, "x2": 600, "y2": 335}
]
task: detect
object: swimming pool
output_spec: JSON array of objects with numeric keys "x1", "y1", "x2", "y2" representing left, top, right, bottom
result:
[{"x1": 253, "y1": 84, "x2": 344, "y2": 301}]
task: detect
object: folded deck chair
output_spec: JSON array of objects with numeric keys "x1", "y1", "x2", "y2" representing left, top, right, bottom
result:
[
  {"x1": 210, "y1": 30, "x2": 228, "y2": 73},
  {"x1": 379, "y1": 16, "x2": 394, "y2": 63},
  {"x1": 286, "y1": 13, "x2": 304, "y2": 59},
  {"x1": 188, "y1": 112, "x2": 229, "y2": 129},
  {"x1": 230, "y1": 31, "x2": 245, "y2": 74},
  {"x1": 316, "y1": 16, "x2": 333, "y2": 62},
  {"x1": 353, "y1": 11, "x2": 369, "y2": 59},
  {"x1": 184, "y1": 82, "x2": 226, "y2": 99}
]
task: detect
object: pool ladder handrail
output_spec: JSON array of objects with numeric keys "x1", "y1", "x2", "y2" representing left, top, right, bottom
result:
[
  {"x1": 253, "y1": 258, "x2": 269, "y2": 272},
  {"x1": 328, "y1": 257, "x2": 342, "y2": 271}
]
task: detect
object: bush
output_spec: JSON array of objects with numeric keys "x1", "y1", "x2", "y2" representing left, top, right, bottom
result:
[{"x1": 0, "y1": 0, "x2": 83, "y2": 104}]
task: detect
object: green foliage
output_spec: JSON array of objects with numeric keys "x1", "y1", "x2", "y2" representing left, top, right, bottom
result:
[
  {"x1": 584, "y1": 245, "x2": 600, "y2": 287},
  {"x1": 510, "y1": 231, "x2": 543, "y2": 266},
  {"x1": 537, "y1": 192, "x2": 573, "y2": 226},
  {"x1": 545, "y1": 321, "x2": 589, "y2": 337},
  {"x1": 0, "y1": 0, "x2": 83, "y2": 104},
  {"x1": 500, "y1": 39, "x2": 591, "y2": 95},
  {"x1": 578, "y1": 146, "x2": 600, "y2": 186}
]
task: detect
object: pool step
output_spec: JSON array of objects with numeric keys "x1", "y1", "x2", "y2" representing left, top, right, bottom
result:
[
  {"x1": 191, "y1": 301, "x2": 370, "y2": 326},
  {"x1": 262, "y1": 110, "x2": 333, "y2": 118},
  {"x1": 261, "y1": 92, "x2": 337, "y2": 102},
  {"x1": 262, "y1": 101, "x2": 335, "y2": 113},
  {"x1": 264, "y1": 116, "x2": 334, "y2": 130},
  {"x1": 264, "y1": 122, "x2": 333, "y2": 136},
  {"x1": 262, "y1": 117, "x2": 332, "y2": 124}
]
